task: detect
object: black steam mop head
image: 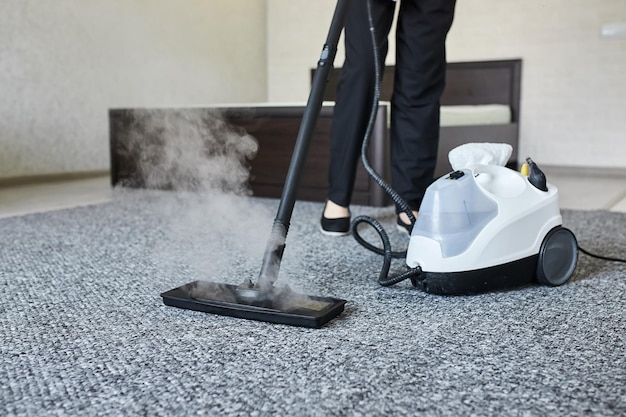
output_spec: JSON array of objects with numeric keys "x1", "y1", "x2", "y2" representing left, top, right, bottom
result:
[
  {"x1": 161, "y1": 281, "x2": 346, "y2": 328},
  {"x1": 161, "y1": 0, "x2": 351, "y2": 329}
]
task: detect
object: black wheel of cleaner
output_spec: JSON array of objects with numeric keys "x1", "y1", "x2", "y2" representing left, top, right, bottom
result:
[{"x1": 536, "y1": 226, "x2": 578, "y2": 286}]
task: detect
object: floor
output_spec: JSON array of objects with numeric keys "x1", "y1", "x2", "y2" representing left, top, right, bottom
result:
[{"x1": 0, "y1": 169, "x2": 625, "y2": 219}]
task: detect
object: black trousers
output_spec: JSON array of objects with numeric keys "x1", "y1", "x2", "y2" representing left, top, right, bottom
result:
[{"x1": 327, "y1": 0, "x2": 456, "y2": 212}]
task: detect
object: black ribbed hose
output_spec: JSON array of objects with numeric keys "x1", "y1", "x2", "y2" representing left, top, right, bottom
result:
[{"x1": 350, "y1": 0, "x2": 422, "y2": 286}]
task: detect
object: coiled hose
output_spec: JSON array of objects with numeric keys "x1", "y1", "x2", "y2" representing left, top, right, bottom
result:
[{"x1": 350, "y1": 0, "x2": 422, "y2": 286}]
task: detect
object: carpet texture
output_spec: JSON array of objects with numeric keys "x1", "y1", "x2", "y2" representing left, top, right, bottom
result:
[{"x1": 1, "y1": 191, "x2": 625, "y2": 416}]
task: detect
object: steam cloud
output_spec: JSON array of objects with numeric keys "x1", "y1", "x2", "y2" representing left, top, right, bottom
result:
[
  {"x1": 115, "y1": 108, "x2": 280, "y2": 285},
  {"x1": 119, "y1": 108, "x2": 258, "y2": 194}
]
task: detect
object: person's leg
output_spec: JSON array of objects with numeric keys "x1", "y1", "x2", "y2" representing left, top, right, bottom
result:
[
  {"x1": 390, "y1": 0, "x2": 456, "y2": 222},
  {"x1": 325, "y1": 0, "x2": 396, "y2": 219}
]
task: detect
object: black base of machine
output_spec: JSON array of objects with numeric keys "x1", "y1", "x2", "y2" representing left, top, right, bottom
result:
[
  {"x1": 161, "y1": 281, "x2": 347, "y2": 328},
  {"x1": 411, "y1": 255, "x2": 539, "y2": 295}
]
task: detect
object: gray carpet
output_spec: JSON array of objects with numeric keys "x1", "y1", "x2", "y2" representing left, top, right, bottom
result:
[{"x1": 1, "y1": 191, "x2": 625, "y2": 416}]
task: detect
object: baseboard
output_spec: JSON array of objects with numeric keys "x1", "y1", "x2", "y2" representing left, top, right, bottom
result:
[
  {"x1": 541, "y1": 165, "x2": 626, "y2": 178},
  {"x1": 0, "y1": 170, "x2": 111, "y2": 188}
]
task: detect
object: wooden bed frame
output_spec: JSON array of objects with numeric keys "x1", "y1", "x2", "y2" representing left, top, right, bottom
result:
[
  {"x1": 110, "y1": 59, "x2": 521, "y2": 207},
  {"x1": 316, "y1": 58, "x2": 522, "y2": 178}
]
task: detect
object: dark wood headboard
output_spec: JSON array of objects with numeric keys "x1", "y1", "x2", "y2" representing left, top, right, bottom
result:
[{"x1": 314, "y1": 59, "x2": 522, "y2": 123}]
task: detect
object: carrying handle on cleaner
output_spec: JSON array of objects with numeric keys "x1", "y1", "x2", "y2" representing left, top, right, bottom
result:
[{"x1": 254, "y1": 0, "x2": 352, "y2": 290}]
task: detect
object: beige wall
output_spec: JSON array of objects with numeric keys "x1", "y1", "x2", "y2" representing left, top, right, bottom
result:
[
  {"x1": 2, "y1": 0, "x2": 624, "y2": 179},
  {"x1": 267, "y1": 0, "x2": 626, "y2": 170},
  {"x1": 0, "y1": 0, "x2": 267, "y2": 179}
]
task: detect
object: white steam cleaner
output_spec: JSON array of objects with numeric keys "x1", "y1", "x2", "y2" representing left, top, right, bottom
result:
[
  {"x1": 352, "y1": 141, "x2": 579, "y2": 294},
  {"x1": 347, "y1": 0, "x2": 578, "y2": 294},
  {"x1": 403, "y1": 159, "x2": 578, "y2": 294}
]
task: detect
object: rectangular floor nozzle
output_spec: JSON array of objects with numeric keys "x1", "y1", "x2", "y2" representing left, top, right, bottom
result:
[
  {"x1": 161, "y1": 0, "x2": 351, "y2": 328},
  {"x1": 161, "y1": 280, "x2": 346, "y2": 328}
]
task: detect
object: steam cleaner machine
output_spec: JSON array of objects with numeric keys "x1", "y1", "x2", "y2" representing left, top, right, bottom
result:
[
  {"x1": 404, "y1": 158, "x2": 578, "y2": 295},
  {"x1": 161, "y1": 0, "x2": 580, "y2": 327}
]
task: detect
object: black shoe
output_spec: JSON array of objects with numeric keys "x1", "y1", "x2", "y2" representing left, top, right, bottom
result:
[
  {"x1": 320, "y1": 214, "x2": 351, "y2": 236},
  {"x1": 396, "y1": 216, "x2": 413, "y2": 235}
]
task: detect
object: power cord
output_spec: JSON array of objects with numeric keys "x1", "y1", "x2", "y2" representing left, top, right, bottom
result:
[
  {"x1": 529, "y1": 158, "x2": 625, "y2": 264},
  {"x1": 577, "y1": 246, "x2": 626, "y2": 263}
]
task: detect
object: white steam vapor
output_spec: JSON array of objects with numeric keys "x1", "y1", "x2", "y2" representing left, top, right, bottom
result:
[
  {"x1": 116, "y1": 108, "x2": 281, "y2": 285},
  {"x1": 121, "y1": 108, "x2": 258, "y2": 194}
]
